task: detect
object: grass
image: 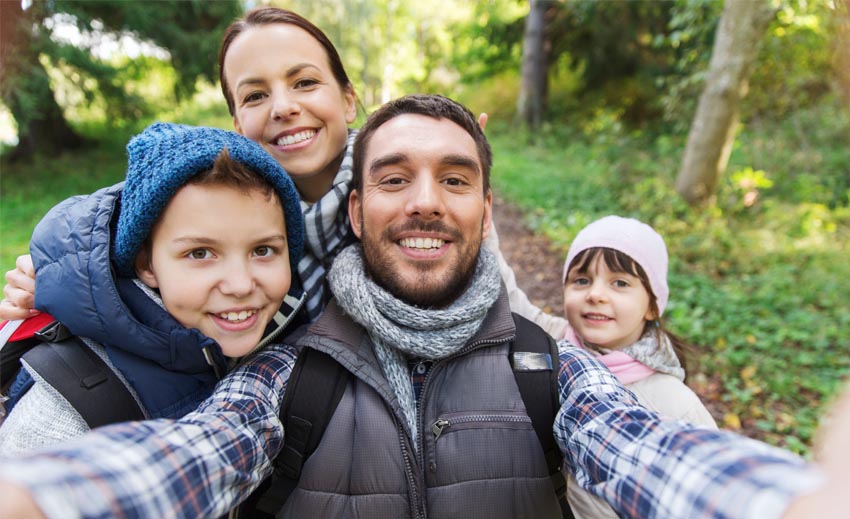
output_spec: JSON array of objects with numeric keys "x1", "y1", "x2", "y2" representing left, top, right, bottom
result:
[{"x1": 1, "y1": 94, "x2": 848, "y2": 455}]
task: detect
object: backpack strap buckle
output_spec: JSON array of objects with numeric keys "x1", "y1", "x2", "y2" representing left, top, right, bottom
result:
[{"x1": 34, "y1": 321, "x2": 72, "y2": 343}]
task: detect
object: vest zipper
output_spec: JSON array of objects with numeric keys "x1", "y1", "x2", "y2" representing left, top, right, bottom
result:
[
  {"x1": 412, "y1": 335, "x2": 517, "y2": 517},
  {"x1": 398, "y1": 420, "x2": 425, "y2": 519},
  {"x1": 431, "y1": 414, "x2": 533, "y2": 442},
  {"x1": 415, "y1": 336, "x2": 514, "y2": 456}
]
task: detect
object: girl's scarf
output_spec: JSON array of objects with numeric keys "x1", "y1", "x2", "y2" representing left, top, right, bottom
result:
[
  {"x1": 328, "y1": 244, "x2": 501, "y2": 449},
  {"x1": 298, "y1": 129, "x2": 358, "y2": 321},
  {"x1": 566, "y1": 326, "x2": 685, "y2": 385}
]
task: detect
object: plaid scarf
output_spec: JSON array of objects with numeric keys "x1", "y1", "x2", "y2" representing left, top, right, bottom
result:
[{"x1": 297, "y1": 129, "x2": 358, "y2": 321}]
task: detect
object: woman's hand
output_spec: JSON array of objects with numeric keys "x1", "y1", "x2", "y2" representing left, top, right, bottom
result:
[{"x1": 0, "y1": 254, "x2": 38, "y2": 320}]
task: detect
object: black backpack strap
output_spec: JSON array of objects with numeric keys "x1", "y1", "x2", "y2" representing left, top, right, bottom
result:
[
  {"x1": 250, "y1": 347, "x2": 353, "y2": 517},
  {"x1": 22, "y1": 321, "x2": 145, "y2": 429},
  {"x1": 510, "y1": 313, "x2": 574, "y2": 519}
]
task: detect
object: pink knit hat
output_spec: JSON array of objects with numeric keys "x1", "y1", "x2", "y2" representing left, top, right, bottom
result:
[{"x1": 563, "y1": 215, "x2": 669, "y2": 316}]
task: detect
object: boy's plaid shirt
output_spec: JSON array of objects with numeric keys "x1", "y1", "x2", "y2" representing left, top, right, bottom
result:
[{"x1": 0, "y1": 341, "x2": 820, "y2": 519}]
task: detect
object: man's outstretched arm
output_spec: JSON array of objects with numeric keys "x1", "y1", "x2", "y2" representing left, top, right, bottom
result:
[
  {"x1": 0, "y1": 343, "x2": 297, "y2": 519},
  {"x1": 555, "y1": 342, "x2": 835, "y2": 519}
]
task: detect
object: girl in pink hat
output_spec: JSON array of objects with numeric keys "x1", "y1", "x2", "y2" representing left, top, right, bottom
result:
[{"x1": 561, "y1": 215, "x2": 717, "y2": 519}]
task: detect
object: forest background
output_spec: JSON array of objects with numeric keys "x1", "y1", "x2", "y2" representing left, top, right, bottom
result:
[{"x1": 1, "y1": 0, "x2": 848, "y2": 456}]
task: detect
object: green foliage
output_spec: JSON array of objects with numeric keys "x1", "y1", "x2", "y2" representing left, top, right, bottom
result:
[
  {"x1": 1, "y1": 128, "x2": 132, "y2": 270},
  {"x1": 1, "y1": 0, "x2": 240, "y2": 154}
]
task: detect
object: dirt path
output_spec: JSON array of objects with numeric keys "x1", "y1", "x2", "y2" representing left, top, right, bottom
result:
[{"x1": 492, "y1": 196, "x2": 565, "y2": 316}]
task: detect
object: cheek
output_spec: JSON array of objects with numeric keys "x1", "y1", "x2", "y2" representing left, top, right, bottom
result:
[{"x1": 234, "y1": 111, "x2": 262, "y2": 140}]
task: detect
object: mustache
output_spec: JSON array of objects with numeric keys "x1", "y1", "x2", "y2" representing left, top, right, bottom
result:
[{"x1": 382, "y1": 219, "x2": 463, "y2": 242}]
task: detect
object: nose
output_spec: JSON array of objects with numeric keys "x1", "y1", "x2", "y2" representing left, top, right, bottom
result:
[
  {"x1": 218, "y1": 259, "x2": 255, "y2": 298},
  {"x1": 405, "y1": 175, "x2": 445, "y2": 220},
  {"x1": 586, "y1": 280, "x2": 608, "y2": 303},
  {"x1": 270, "y1": 88, "x2": 301, "y2": 120}
]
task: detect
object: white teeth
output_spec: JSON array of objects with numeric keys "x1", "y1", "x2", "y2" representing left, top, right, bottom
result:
[
  {"x1": 399, "y1": 237, "x2": 444, "y2": 249},
  {"x1": 276, "y1": 130, "x2": 316, "y2": 146},
  {"x1": 219, "y1": 310, "x2": 256, "y2": 322}
]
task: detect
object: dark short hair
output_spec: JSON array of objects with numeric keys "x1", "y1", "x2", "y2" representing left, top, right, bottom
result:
[
  {"x1": 218, "y1": 7, "x2": 352, "y2": 116},
  {"x1": 190, "y1": 148, "x2": 277, "y2": 200},
  {"x1": 351, "y1": 94, "x2": 492, "y2": 194}
]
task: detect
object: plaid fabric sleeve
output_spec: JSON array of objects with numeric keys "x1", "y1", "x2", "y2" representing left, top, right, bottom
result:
[
  {"x1": 555, "y1": 340, "x2": 823, "y2": 519},
  {"x1": 0, "y1": 342, "x2": 298, "y2": 519}
]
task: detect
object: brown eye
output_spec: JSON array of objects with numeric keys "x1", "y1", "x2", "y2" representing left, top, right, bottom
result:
[{"x1": 189, "y1": 249, "x2": 212, "y2": 260}]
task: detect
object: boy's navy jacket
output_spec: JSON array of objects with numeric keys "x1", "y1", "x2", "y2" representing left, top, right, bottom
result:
[{"x1": 28, "y1": 182, "x2": 230, "y2": 419}]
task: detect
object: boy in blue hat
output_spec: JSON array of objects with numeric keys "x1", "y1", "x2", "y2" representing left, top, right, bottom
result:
[{"x1": 0, "y1": 122, "x2": 305, "y2": 454}]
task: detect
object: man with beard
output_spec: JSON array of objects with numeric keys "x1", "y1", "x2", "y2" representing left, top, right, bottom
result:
[{"x1": 0, "y1": 94, "x2": 847, "y2": 519}]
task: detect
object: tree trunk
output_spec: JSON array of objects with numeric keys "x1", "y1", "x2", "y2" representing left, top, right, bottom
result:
[
  {"x1": 517, "y1": 0, "x2": 550, "y2": 131},
  {"x1": 0, "y1": 1, "x2": 85, "y2": 161},
  {"x1": 835, "y1": 0, "x2": 850, "y2": 113},
  {"x1": 674, "y1": 0, "x2": 777, "y2": 207}
]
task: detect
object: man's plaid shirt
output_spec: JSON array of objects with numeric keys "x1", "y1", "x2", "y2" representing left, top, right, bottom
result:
[{"x1": 0, "y1": 341, "x2": 820, "y2": 519}]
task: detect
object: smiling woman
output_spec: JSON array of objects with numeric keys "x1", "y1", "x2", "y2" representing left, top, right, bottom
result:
[{"x1": 223, "y1": 22, "x2": 356, "y2": 203}]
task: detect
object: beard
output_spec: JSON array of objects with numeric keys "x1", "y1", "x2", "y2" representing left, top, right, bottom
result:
[{"x1": 360, "y1": 218, "x2": 483, "y2": 309}]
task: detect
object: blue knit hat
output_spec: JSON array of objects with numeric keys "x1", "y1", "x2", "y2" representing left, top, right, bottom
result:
[{"x1": 113, "y1": 122, "x2": 304, "y2": 277}]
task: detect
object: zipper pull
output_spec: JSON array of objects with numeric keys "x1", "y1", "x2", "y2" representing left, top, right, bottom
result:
[{"x1": 432, "y1": 418, "x2": 450, "y2": 441}]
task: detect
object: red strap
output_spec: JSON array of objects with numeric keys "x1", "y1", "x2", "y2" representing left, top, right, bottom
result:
[{"x1": 3, "y1": 313, "x2": 56, "y2": 341}]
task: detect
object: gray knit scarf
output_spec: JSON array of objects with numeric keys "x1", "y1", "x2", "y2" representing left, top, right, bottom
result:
[
  {"x1": 328, "y1": 243, "x2": 501, "y2": 449},
  {"x1": 298, "y1": 129, "x2": 358, "y2": 321}
]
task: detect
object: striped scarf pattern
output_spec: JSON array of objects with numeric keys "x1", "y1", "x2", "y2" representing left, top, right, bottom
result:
[{"x1": 297, "y1": 129, "x2": 358, "y2": 321}]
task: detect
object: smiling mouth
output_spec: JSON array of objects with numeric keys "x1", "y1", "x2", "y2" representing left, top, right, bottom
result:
[
  {"x1": 276, "y1": 129, "x2": 316, "y2": 146},
  {"x1": 217, "y1": 310, "x2": 257, "y2": 323},
  {"x1": 583, "y1": 313, "x2": 612, "y2": 322},
  {"x1": 399, "y1": 237, "x2": 445, "y2": 250}
]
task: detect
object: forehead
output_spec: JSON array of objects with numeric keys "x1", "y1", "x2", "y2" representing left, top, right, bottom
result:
[
  {"x1": 224, "y1": 23, "x2": 331, "y2": 78},
  {"x1": 365, "y1": 114, "x2": 479, "y2": 168}
]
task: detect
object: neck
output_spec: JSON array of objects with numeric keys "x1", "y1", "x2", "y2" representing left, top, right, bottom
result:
[{"x1": 295, "y1": 150, "x2": 345, "y2": 204}]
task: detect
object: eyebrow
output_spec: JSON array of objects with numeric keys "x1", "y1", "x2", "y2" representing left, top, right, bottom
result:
[
  {"x1": 235, "y1": 63, "x2": 322, "y2": 91},
  {"x1": 368, "y1": 153, "x2": 481, "y2": 175},
  {"x1": 171, "y1": 234, "x2": 287, "y2": 246}
]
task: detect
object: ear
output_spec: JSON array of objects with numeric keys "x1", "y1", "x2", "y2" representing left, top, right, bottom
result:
[
  {"x1": 481, "y1": 188, "x2": 493, "y2": 240},
  {"x1": 232, "y1": 115, "x2": 243, "y2": 135},
  {"x1": 348, "y1": 188, "x2": 363, "y2": 239},
  {"x1": 134, "y1": 251, "x2": 159, "y2": 289},
  {"x1": 343, "y1": 85, "x2": 357, "y2": 124},
  {"x1": 644, "y1": 307, "x2": 658, "y2": 322}
]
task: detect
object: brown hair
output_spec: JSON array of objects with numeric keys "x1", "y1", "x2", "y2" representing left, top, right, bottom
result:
[
  {"x1": 352, "y1": 94, "x2": 492, "y2": 194},
  {"x1": 568, "y1": 247, "x2": 695, "y2": 376},
  {"x1": 218, "y1": 7, "x2": 353, "y2": 116}
]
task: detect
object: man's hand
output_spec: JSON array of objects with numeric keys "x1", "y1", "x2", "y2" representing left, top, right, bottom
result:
[
  {"x1": 781, "y1": 381, "x2": 850, "y2": 519},
  {"x1": 0, "y1": 254, "x2": 38, "y2": 320},
  {"x1": 0, "y1": 482, "x2": 46, "y2": 519}
]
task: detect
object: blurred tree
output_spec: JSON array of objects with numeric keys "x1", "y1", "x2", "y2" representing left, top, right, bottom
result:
[
  {"x1": 1, "y1": 1, "x2": 85, "y2": 161},
  {"x1": 0, "y1": 0, "x2": 241, "y2": 161},
  {"x1": 835, "y1": 0, "x2": 850, "y2": 113},
  {"x1": 675, "y1": 0, "x2": 778, "y2": 207},
  {"x1": 516, "y1": 0, "x2": 553, "y2": 130}
]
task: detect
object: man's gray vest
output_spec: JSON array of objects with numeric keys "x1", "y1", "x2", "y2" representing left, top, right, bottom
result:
[{"x1": 282, "y1": 296, "x2": 562, "y2": 518}]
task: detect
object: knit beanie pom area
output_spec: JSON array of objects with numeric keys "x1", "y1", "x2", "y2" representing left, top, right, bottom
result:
[
  {"x1": 562, "y1": 215, "x2": 669, "y2": 316},
  {"x1": 112, "y1": 122, "x2": 305, "y2": 277}
]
